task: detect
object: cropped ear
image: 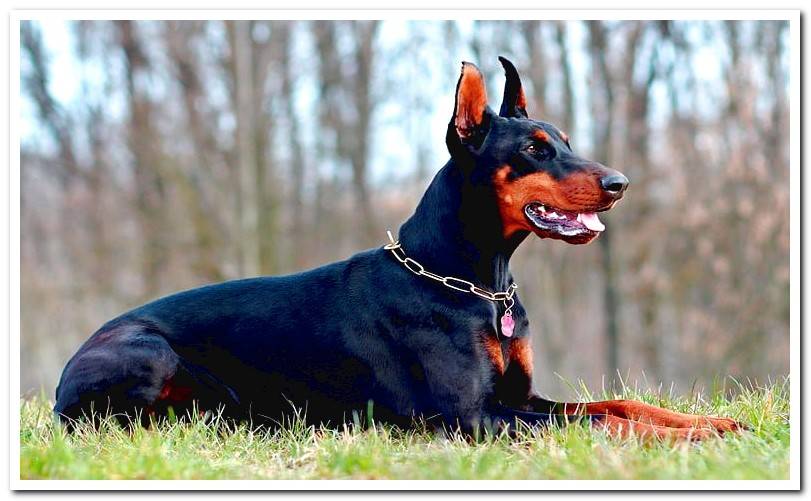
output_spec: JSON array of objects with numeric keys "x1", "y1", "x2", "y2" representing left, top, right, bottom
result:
[
  {"x1": 453, "y1": 62, "x2": 490, "y2": 143},
  {"x1": 498, "y1": 56, "x2": 528, "y2": 118}
]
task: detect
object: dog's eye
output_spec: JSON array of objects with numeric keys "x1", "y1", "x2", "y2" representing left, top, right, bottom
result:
[{"x1": 525, "y1": 143, "x2": 554, "y2": 160}]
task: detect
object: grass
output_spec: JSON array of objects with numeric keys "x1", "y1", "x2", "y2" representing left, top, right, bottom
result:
[{"x1": 19, "y1": 378, "x2": 790, "y2": 481}]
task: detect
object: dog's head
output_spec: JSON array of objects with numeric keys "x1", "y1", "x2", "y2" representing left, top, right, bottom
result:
[{"x1": 447, "y1": 57, "x2": 628, "y2": 245}]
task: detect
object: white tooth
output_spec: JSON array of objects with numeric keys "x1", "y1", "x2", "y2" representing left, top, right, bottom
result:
[
  {"x1": 539, "y1": 206, "x2": 546, "y2": 213},
  {"x1": 549, "y1": 212, "x2": 558, "y2": 219},
  {"x1": 577, "y1": 213, "x2": 582, "y2": 222}
]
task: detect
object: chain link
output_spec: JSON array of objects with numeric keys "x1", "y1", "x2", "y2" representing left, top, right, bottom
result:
[{"x1": 384, "y1": 230, "x2": 517, "y2": 312}]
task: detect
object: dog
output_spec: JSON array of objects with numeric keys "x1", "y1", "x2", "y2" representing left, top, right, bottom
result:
[{"x1": 54, "y1": 57, "x2": 745, "y2": 441}]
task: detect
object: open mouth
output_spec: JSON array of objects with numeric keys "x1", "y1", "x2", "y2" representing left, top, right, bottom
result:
[{"x1": 524, "y1": 202, "x2": 606, "y2": 240}]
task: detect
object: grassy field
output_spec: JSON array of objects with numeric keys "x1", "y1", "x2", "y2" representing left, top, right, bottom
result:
[{"x1": 19, "y1": 379, "x2": 789, "y2": 481}]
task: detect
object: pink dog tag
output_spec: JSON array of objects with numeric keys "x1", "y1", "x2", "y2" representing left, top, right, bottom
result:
[{"x1": 500, "y1": 313, "x2": 515, "y2": 337}]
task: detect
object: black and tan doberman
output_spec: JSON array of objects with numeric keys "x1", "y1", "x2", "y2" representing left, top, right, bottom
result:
[{"x1": 54, "y1": 58, "x2": 745, "y2": 441}]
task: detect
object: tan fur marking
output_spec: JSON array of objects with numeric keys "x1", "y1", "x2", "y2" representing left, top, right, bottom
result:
[
  {"x1": 532, "y1": 130, "x2": 551, "y2": 142},
  {"x1": 482, "y1": 335, "x2": 505, "y2": 375},
  {"x1": 516, "y1": 87, "x2": 528, "y2": 110},
  {"x1": 573, "y1": 400, "x2": 745, "y2": 432},
  {"x1": 552, "y1": 399, "x2": 745, "y2": 434},
  {"x1": 455, "y1": 63, "x2": 488, "y2": 139},
  {"x1": 492, "y1": 165, "x2": 609, "y2": 238},
  {"x1": 595, "y1": 415, "x2": 716, "y2": 443},
  {"x1": 507, "y1": 337, "x2": 533, "y2": 380}
]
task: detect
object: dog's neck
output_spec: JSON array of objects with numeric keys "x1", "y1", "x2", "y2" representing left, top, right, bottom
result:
[{"x1": 397, "y1": 160, "x2": 528, "y2": 291}]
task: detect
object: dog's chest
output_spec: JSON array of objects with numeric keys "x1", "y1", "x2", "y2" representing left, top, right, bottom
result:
[{"x1": 477, "y1": 306, "x2": 528, "y2": 375}]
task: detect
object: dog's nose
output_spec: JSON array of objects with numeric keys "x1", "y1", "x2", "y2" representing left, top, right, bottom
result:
[{"x1": 600, "y1": 173, "x2": 629, "y2": 196}]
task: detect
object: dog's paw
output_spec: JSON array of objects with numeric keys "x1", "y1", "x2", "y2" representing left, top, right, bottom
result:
[
  {"x1": 673, "y1": 426, "x2": 719, "y2": 442},
  {"x1": 702, "y1": 416, "x2": 750, "y2": 434}
]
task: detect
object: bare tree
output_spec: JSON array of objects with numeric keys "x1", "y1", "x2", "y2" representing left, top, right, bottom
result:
[
  {"x1": 312, "y1": 20, "x2": 343, "y2": 251},
  {"x1": 587, "y1": 21, "x2": 620, "y2": 378},
  {"x1": 21, "y1": 22, "x2": 79, "y2": 183},
  {"x1": 252, "y1": 21, "x2": 282, "y2": 275},
  {"x1": 520, "y1": 21, "x2": 548, "y2": 120},
  {"x1": 311, "y1": 20, "x2": 381, "y2": 248},
  {"x1": 346, "y1": 21, "x2": 381, "y2": 245},
  {"x1": 115, "y1": 20, "x2": 170, "y2": 298},
  {"x1": 230, "y1": 20, "x2": 261, "y2": 276},
  {"x1": 164, "y1": 21, "x2": 227, "y2": 282},
  {"x1": 619, "y1": 21, "x2": 662, "y2": 377},
  {"x1": 278, "y1": 22, "x2": 308, "y2": 266},
  {"x1": 554, "y1": 21, "x2": 576, "y2": 133}
]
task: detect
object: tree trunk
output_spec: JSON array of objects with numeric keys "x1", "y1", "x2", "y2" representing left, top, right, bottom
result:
[
  {"x1": 231, "y1": 20, "x2": 261, "y2": 277},
  {"x1": 622, "y1": 22, "x2": 661, "y2": 378},
  {"x1": 312, "y1": 21, "x2": 342, "y2": 254},
  {"x1": 279, "y1": 22, "x2": 307, "y2": 267},
  {"x1": 115, "y1": 20, "x2": 168, "y2": 298},
  {"x1": 521, "y1": 21, "x2": 547, "y2": 118},
  {"x1": 164, "y1": 21, "x2": 225, "y2": 282},
  {"x1": 349, "y1": 21, "x2": 380, "y2": 246},
  {"x1": 587, "y1": 21, "x2": 620, "y2": 379},
  {"x1": 20, "y1": 21, "x2": 80, "y2": 184},
  {"x1": 251, "y1": 21, "x2": 279, "y2": 275},
  {"x1": 554, "y1": 21, "x2": 576, "y2": 133}
]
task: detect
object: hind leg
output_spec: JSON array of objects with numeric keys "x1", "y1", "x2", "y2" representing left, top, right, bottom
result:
[{"x1": 54, "y1": 321, "x2": 184, "y2": 428}]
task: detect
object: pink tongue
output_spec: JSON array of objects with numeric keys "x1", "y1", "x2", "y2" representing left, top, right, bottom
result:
[{"x1": 580, "y1": 213, "x2": 605, "y2": 232}]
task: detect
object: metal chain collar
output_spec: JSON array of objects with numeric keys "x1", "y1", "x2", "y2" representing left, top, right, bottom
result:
[{"x1": 383, "y1": 230, "x2": 517, "y2": 315}]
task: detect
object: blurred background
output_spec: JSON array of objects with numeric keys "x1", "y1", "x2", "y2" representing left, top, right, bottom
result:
[{"x1": 20, "y1": 19, "x2": 790, "y2": 399}]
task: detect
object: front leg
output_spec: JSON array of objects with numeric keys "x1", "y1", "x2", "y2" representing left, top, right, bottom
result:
[
  {"x1": 526, "y1": 395, "x2": 746, "y2": 433},
  {"x1": 487, "y1": 402, "x2": 717, "y2": 443},
  {"x1": 414, "y1": 327, "x2": 582, "y2": 436},
  {"x1": 497, "y1": 338, "x2": 746, "y2": 436}
]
